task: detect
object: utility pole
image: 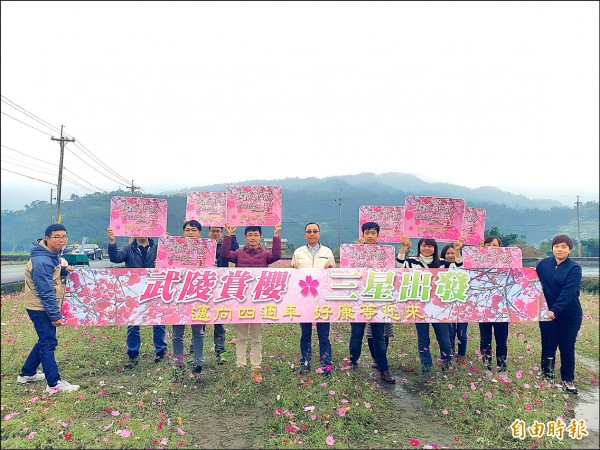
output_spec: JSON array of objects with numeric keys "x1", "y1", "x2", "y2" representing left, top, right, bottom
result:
[
  {"x1": 337, "y1": 189, "x2": 342, "y2": 254},
  {"x1": 575, "y1": 196, "x2": 582, "y2": 257},
  {"x1": 50, "y1": 188, "x2": 57, "y2": 223},
  {"x1": 51, "y1": 125, "x2": 75, "y2": 223},
  {"x1": 127, "y1": 180, "x2": 140, "y2": 195}
]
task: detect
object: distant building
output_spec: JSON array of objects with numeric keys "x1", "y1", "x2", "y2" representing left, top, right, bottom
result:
[{"x1": 263, "y1": 238, "x2": 288, "y2": 251}]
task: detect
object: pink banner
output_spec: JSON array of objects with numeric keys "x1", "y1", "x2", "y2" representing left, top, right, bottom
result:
[
  {"x1": 110, "y1": 197, "x2": 167, "y2": 237},
  {"x1": 226, "y1": 186, "x2": 282, "y2": 226},
  {"x1": 461, "y1": 207, "x2": 486, "y2": 245},
  {"x1": 462, "y1": 246, "x2": 523, "y2": 269},
  {"x1": 358, "y1": 206, "x2": 405, "y2": 243},
  {"x1": 156, "y1": 236, "x2": 217, "y2": 269},
  {"x1": 185, "y1": 192, "x2": 227, "y2": 226},
  {"x1": 340, "y1": 244, "x2": 396, "y2": 269},
  {"x1": 63, "y1": 267, "x2": 543, "y2": 326},
  {"x1": 404, "y1": 196, "x2": 465, "y2": 240}
]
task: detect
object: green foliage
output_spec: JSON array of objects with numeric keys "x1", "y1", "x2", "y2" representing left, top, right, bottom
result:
[
  {"x1": 484, "y1": 227, "x2": 527, "y2": 246},
  {"x1": 2, "y1": 290, "x2": 598, "y2": 448},
  {"x1": 1, "y1": 182, "x2": 598, "y2": 252},
  {"x1": 538, "y1": 238, "x2": 599, "y2": 257}
]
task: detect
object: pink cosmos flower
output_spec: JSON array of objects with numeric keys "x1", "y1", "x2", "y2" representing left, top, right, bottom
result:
[
  {"x1": 410, "y1": 439, "x2": 421, "y2": 446},
  {"x1": 117, "y1": 429, "x2": 131, "y2": 437},
  {"x1": 326, "y1": 435, "x2": 335, "y2": 446},
  {"x1": 299, "y1": 276, "x2": 319, "y2": 296},
  {"x1": 304, "y1": 406, "x2": 315, "y2": 412},
  {"x1": 338, "y1": 407, "x2": 346, "y2": 417}
]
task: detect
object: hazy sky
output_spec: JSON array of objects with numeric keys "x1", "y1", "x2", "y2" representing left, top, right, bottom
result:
[{"x1": 1, "y1": 1, "x2": 599, "y2": 211}]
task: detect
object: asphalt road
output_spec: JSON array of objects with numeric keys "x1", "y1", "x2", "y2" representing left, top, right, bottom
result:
[{"x1": 1, "y1": 259, "x2": 119, "y2": 285}]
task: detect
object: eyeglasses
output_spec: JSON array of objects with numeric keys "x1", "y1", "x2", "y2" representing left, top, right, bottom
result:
[
  {"x1": 49, "y1": 236, "x2": 68, "y2": 241},
  {"x1": 305, "y1": 230, "x2": 320, "y2": 234}
]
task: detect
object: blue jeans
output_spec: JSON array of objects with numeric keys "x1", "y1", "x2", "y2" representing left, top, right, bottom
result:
[
  {"x1": 416, "y1": 323, "x2": 453, "y2": 370},
  {"x1": 300, "y1": 323, "x2": 332, "y2": 368},
  {"x1": 126, "y1": 325, "x2": 167, "y2": 359},
  {"x1": 539, "y1": 314, "x2": 582, "y2": 382},
  {"x1": 172, "y1": 325, "x2": 205, "y2": 366},
  {"x1": 479, "y1": 322, "x2": 508, "y2": 366},
  {"x1": 449, "y1": 322, "x2": 469, "y2": 356},
  {"x1": 214, "y1": 324, "x2": 226, "y2": 355},
  {"x1": 350, "y1": 323, "x2": 389, "y2": 373},
  {"x1": 21, "y1": 309, "x2": 60, "y2": 387}
]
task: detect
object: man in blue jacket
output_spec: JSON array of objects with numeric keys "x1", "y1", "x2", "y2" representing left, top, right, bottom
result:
[
  {"x1": 107, "y1": 227, "x2": 167, "y2": 368},
  {"x1": 19, "y1": 224, "x2": 80, "y2": 393}
]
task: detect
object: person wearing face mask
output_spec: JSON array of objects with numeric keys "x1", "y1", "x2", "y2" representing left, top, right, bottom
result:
[
  {"x1": 396, "y1": 236, "x2": 453, "y2": 377},
  {"x1": 536, "y1": 235, "x2": 583, "y2": 395}
]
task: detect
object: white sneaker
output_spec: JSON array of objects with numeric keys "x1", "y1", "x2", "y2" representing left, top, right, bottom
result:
[
  {"x1": 45, "y1": 379, "x2": 80, "y2": 393},
  {"x1": 17, "y1": 373, "x2": 46, "y2": 384}
]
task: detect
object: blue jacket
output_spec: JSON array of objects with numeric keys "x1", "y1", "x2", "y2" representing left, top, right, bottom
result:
[
  {"x1": 536, "y1": 256, "x2": 582, "y2": 318},
  {"x1": 108, "y1": 238, "x2": 157, "y2": 268},
  {"x1": 216, "y1": 236, "x2": 239, "y2": 267},
  {"x1": 24, "y1": 239, "x2": 68, "y2": 321}
]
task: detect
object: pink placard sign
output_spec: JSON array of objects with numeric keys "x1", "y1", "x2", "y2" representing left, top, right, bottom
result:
[
  {"x1": 156, "y1": 236, "x2": 217, "y2": 269},
  {"x1": 110, "y1": 197, "x2": 167, "y2": 237},
  {"x1": 462, "y1": 246, "x2": 523, "y2": 269},
  {"x1": 226, "y1": 186, "x2": 282, "y2": 226},
  {"x1": 186, "y1": 192, "x2": 227, "y2": 226},
  {"x1": 340, "y1": 244, "x2": 396, "y2": 269},
  {"x1": 63, "y1": 267, "x2": 544, "y2": 326},
  {"x1": 461, "y1": 207, "x2": 486, "y2": 245},
  {"x1": 358, "y1": 206, "x2": 405, "y2": 243},
  {"x1": 404, "y1": 196, "x2": 465, "y2": 240}
]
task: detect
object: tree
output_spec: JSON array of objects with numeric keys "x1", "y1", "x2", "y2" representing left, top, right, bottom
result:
[{"x1": 485, "y1": 227, "x2": 526, "y2": 247}]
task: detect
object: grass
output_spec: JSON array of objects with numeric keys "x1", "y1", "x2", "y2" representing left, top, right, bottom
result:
[{"x1": 1, "y1": 291, "x2": 598, "y2": 449}]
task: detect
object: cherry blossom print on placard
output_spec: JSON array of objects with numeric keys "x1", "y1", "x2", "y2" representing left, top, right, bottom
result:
[
  {"x1": 404, "y1": 196, "x2": 465, "y2": 240},
  {"x1": 110, "y1": 197, "x2": 167, "y2": 237},
  {"x1": 226, "y1": 185, "x2": 282, "y2": 226},
  {"x1": 358, "y1": 205, "x2": 405, "y2": 243},
  {"x1": 185, "y1": 192, "x2": 226, "y2": 226},
  {"x1": 156, "y1": 236, "x2": 217, "y2": 269},
  {"x1": 462, "y1": 246, "x2": 523, "y2": 269},
  {"x1": 461, "y1": 207, "x2": 486, "y2": 245},
  {"x1": 65, "y1": 267, "x2": 543, "y2": 325},
  {"x1": 339, "y1": 244, "x2": 396, "y2": 269}
]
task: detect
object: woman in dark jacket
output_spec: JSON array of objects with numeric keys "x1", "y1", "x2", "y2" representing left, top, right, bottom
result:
[{"x1": 536, "y1": 234, "x2": 582, "y2": 394}]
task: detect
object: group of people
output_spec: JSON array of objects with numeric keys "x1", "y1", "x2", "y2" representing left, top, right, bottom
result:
[{"x1": 19, "y1": 220, "x2": 583, "y2": 395}]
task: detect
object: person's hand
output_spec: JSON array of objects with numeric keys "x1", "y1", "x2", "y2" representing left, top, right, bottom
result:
[
  {"x1": 52, "y1": 318, "x2": 65, "y2": 327},
  {"x1": 224, "y1": 223, "x2": 237, "y2": 236},
  {"x1": 66, "y1": 265, "x2": 75, "y2": 273},
  {"x1": 547, "y1": 311, "x2": 555, "y2": 320},
  {"x1": 400, "y1": 235, "x2": 411, "y2": 250},
  {"x1": 274, "y1": 224, "x2": 282, "y2": 237},
  {"x1": 453, "y1": 239, "x2": 463, "y2": 250},
  {"x1": 325, "y1": 263, "x2": 335, "y2": 269},
  {"x1": 107, "y1": 227, "x2": 116, "y2": 244},
  {"x1": 356, "y1": 237, "x2": 365, "y2": 244}
]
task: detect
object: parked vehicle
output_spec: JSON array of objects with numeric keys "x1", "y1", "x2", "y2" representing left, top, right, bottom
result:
[{"x1": 81, "y1": 244, "x2": 103, "y2": 260}]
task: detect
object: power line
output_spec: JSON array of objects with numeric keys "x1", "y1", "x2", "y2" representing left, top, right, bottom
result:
[
  {"x1": 1, "y1": 111, "x2": 54, "y2": 136},
  {"x1": 1, "y1": 96, "x2": 62, "y2": 134},
  {"x1": 1, "y1": 168, "x2": 56, "y2": 186}
]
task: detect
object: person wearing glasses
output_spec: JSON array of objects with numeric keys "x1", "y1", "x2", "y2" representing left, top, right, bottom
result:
[
  {"x1": 291, "y1": 222, "x2": 336, "y2": 376},
  {"x1": 107, "y1": 226, "x2": 167, "y2": 369},
  {"x1": 221, "y1": 223, "x2": 282, "y2": 383},
  {"x1": 19, "y1": 224, "x2": 80, "y2": 393},
  {"x1": 171, "y1": 220, "x2": 207, "y2": 375}
]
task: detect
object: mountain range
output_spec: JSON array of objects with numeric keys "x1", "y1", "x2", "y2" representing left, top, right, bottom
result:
[{"x1": 2, "y1": 172, "x2": 598, "y2": 252}]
